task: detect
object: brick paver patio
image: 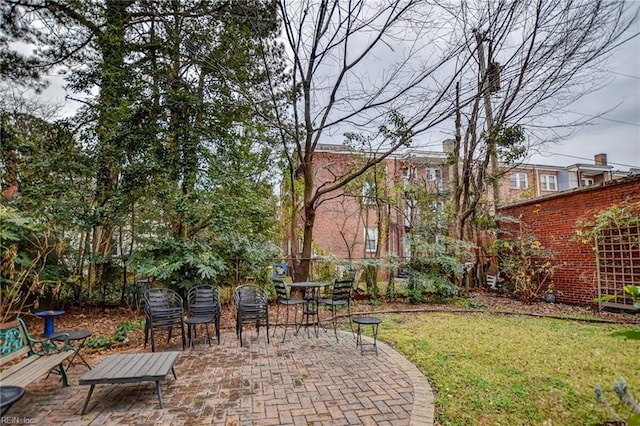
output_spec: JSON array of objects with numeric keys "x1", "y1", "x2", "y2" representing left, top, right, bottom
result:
[{"x1": 5, "y1": 327, "x2": 434, "y2": 425}]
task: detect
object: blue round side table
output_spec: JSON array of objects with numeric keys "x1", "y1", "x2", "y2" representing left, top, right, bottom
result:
[{"x1": 34, "y1": 310, "x2": 65, "y2": 337}]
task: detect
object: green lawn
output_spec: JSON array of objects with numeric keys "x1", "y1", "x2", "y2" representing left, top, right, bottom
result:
[{"x1": 380, "y1": 312, "x2": 640, "y2": 425}]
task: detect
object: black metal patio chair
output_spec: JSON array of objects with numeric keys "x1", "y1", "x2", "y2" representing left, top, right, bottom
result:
[
  {"x1": 185, "y1": 285, "x2": 222, "y2": 347},
  {"x1": 318, "y1": 278, "x2": 355, "y2": 342},
  {"x1": 234, "y1": 284, "x2": 269, "y2": 347},
  {"x1": 272, "y1": 277, "x2": 306, "y2": 342},
  {"x1": 144, "y1": 288, "x2": 186, "y2": 352}
]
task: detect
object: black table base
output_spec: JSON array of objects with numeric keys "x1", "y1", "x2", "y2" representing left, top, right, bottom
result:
[{"x1": 353, "y1": 316, "x2": 382, "y2": 355}]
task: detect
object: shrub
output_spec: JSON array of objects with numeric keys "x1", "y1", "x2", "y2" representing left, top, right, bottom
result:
[
  {"x1": 594, "y1": 378, "x2": 640, "y2": 426},
  {"x1": 1, "y1": 206, "x2": 61, "y2": 322},
  {"x1": 407, "y1": 286, "x2": 424, "y2": 304},
  {"x1": 405, "y1": 236, "x2": 469, "y2": 301},
  {"x1": 130, "y1": 237, "x2": 226, "y2": 291},
  {"x1": 427, "y1": 274, "x2": 458, "y2": 299},
  {"x1": 496, "y1": 218, "x2": 557, "y2": 304},
  {"x1": 86, "y1": 336, "x2": 111, "y2": 349},
  {"x1": 112, "y1": 319, "x2": 145, "y2": 343}
]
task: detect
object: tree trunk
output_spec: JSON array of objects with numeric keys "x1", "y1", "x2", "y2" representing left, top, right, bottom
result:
[
  {"x1": 92, "y1": 0, "x2": 132, "y2": 287},
  {"x1": 298, "y1": 201, "x2": 316, "y2": 282}
]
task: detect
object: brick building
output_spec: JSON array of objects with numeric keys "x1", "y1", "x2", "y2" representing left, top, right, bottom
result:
[
  {"x1": 282, "y1": 142, "x2": 636, "y2": 293},
  {"x1": 498, "y1": 153, "x2": 619, "y2": 204},
  {"x1": 284, "y1": 143, "x2": 450, "y2": 263},
  {"x1": 497, "y1": 174, "x2": 640, "y2": 308}
]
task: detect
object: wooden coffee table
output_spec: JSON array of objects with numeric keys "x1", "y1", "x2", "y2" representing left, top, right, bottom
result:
[{"x1": 79, "y1": 351, "x2": 179, "y2": 414}]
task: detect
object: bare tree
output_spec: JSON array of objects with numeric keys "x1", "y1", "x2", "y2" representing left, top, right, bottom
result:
[
  {"x1": 446, "y1": 0, "x2": 638, "y2": 235},
  {"x1": 444, "y1": 0, "x2": 638, "y2": 282},
  {"x1": 248, "y1": 0, "x2": 474, "y2": 280},
  {"x1": 245, "y1": 0, "x2": 636, "y2": 282}
]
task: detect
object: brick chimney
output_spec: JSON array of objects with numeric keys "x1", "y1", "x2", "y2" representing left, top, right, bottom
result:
[{"x1": 594, "y1": 153, "x2": 607, "y2": 166}]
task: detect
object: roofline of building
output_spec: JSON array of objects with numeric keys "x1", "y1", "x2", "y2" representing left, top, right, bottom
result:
[
  {"x1": 314, "y1": 143, "x2": 362, "y2": 153},
  {"x1": 314, "y1": 143, "x2": 448, "y2": 160},
  {"x1": 314, "y1": 143, "x2": 626, "y2": 174},
  {"x1": 402, "y1": 149, "x2": 449, "y2": 160},
  {"x1": 502, "y1": 163, "x2": 566, "y2": 171},
  {"x1": 565, "y1": 163, "x2": 613, "y2": 172},
  {"x1": 498, "y1": 174, "x2": 640, "y2": 210}
]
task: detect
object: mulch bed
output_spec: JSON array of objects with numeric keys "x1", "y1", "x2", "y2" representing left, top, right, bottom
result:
[{"x1": 20, "y1": 290, "x2": 639, "y2": 363}]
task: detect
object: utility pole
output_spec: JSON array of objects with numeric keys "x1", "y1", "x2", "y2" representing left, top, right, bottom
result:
[{"x1": 475, "y1": 30, "x2": 501, "y2": 210}]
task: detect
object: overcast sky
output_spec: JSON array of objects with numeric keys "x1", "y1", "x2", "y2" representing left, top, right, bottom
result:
[
  {"x1": 525, "y1": 31, "x2": 640, "y2": 171},
  {"x1": 26, "y1": 7, "x2": 640, "y2": 172},
  {"x1": 410, "y1": 29, "x2": 640, "y2": 171}
]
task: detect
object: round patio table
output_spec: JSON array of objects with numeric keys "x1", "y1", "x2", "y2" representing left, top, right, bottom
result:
[
  {"x1": 289, "y1": 281, "x2": 331, "y2": 337},
  {"x1": 51, "y1": 330, "x2": 92, "y2": 369},
  {"x1": 184, "y1": 317, "x2": 213, "y2": 350}
]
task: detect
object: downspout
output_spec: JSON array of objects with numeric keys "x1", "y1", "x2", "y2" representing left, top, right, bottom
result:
[{"x1": 577, "y1": 166, "x2": 581, "y2": 187}]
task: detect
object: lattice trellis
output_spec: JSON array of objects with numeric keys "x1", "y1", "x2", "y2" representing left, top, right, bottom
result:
[{"x1": 596, "y1": 224, "x2": 640, "y2": 311}]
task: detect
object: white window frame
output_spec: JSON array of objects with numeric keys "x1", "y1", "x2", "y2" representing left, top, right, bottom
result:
[
  {"x1": 403, "y1": 166, "x2": 416, "y2": 187},
  {"x1": 362, "y1": 182, "x2": 376, "y2": 205},
  {"x1": 426, "y1": 168, "x2": 441, "y2": 181},
  {"x1": 365, "y1": 227, "x2": 378, "y2": 253},
  {"x1": 510, "y1": 172, "x2": 528, "y2": 189},
  {"x1": 431, "y1": 200, "x2": 444, "y2": 212},
  {"x1": 581, "y1": 177, "x2": 594, "y2": 186},
  {"x1": 404, "y1": 236, "x2": 412, "y2": 259},
  {"x1": 404, "y1": 200, "x2": 418, "y2": 227},
  {"x1": 540, "y1": 174, "x2": 557, "y2": 191},
  {"x1": 427, "y1": 167, "x2": 444, "y2": 191},
  {"x1": 404, "y1": 204, "x2": 412, "y2": 227}
]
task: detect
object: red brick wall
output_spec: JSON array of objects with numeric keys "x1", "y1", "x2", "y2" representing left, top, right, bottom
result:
[
  {"x1": 312, "y1": 152, "x2": 368, "y2": 258},
  {"x1": 497, "y1": 175, "x2": 640, "y2": 306},
  {"x1": 311, "y1": 152, "x2": 405, "y2": 259}
]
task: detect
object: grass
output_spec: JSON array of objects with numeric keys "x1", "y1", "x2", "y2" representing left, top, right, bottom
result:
[{"x1": 379, "y1": 312, "x2": 640, "y2": 425}]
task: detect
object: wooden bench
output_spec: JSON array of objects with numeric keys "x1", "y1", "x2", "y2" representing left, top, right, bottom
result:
[{"x1": 0, "y1": 318, "x2": 75, "y2": 387}]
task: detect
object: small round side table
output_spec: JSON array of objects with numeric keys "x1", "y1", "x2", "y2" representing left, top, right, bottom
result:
[
  {"x1": 352, "y1": 316, "x2": 382, "y2": 355},
  {"x1": 34, "y1": 310, "x2": 65, "y2": 337},
  {"x1": 51, "y1": 330, "x2": 92, "y2": 369}
]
